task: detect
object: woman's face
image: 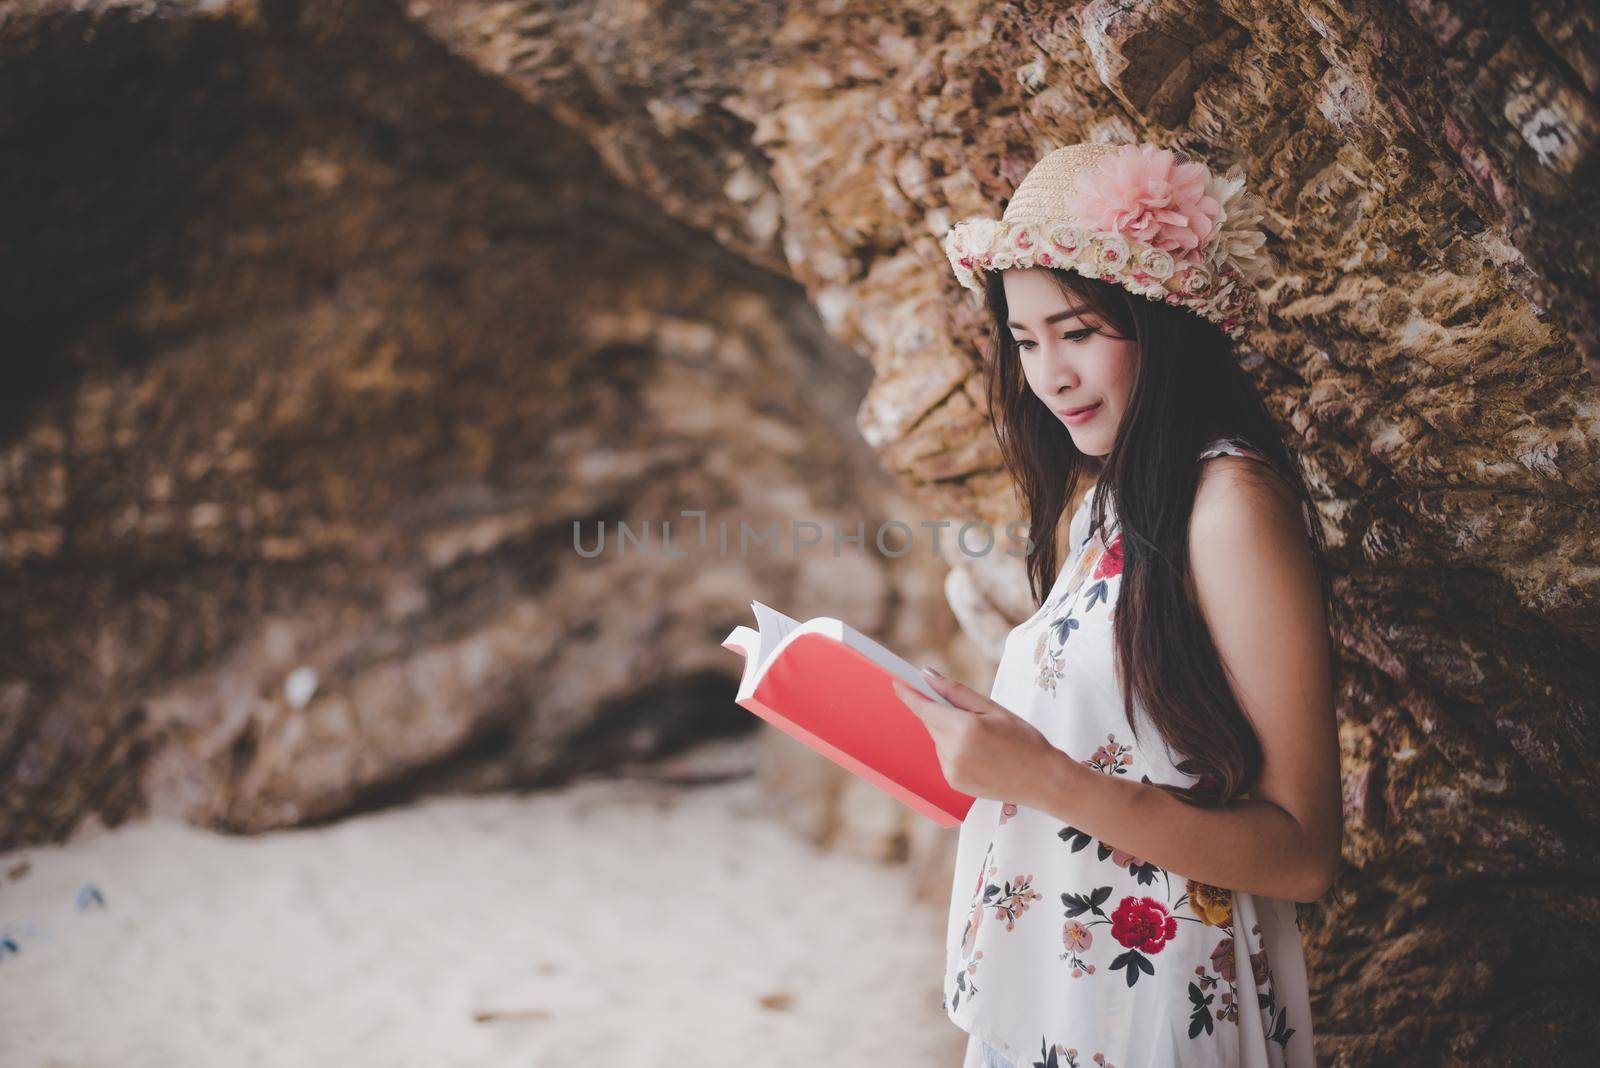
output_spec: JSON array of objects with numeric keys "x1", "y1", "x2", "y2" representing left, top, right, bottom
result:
[{"x1": 1002, "y1": 268, "x2": 1139, "y2": 458}]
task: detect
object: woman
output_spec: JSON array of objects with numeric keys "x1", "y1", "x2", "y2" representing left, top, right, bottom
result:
[{"x1": 893, "y1": 141, "x2": 1342, "y2": 1067}]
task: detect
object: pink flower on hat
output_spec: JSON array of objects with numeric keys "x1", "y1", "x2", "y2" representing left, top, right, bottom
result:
[{"x1": 1063, "y1": 143, "x2": 1223, "y2": 263}]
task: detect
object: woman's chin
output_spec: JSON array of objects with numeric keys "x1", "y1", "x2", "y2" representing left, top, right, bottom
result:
[{"x1": 1068, "y1": 429, "x2": 1108, "y2": 454}]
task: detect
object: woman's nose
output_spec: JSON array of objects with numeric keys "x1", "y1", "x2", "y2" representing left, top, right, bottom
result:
[{"x1": 1043, "y1": 357, "x2": 1079, "y2": 393}]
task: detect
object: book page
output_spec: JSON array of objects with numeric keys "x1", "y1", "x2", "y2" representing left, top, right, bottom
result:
[
  {"x1": 744, "y1": 602, "x2": 956, "y2": 708},
  {"x1": 835, "y1": 621, "x2": 957, "y2": 708},
  {"x1": 749, "y1": 600, "x2": 802, "y2": 668}
]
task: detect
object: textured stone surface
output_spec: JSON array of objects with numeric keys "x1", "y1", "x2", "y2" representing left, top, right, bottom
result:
[
  {"x1": 5, "y1": 0, "x2": 1600, "y2": 1061},
  {"x1": 0, "y1": 0, "x2": 972, "y2": 848}
]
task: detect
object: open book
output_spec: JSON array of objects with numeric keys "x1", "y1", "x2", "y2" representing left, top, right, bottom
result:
[{"x1": 721, "y1": 600, "x2": 977, "y2": 827}]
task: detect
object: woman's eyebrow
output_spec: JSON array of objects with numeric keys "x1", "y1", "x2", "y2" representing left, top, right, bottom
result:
[{"x1": 1006, "y1": 306, "x2": 1094, "y2": 331}]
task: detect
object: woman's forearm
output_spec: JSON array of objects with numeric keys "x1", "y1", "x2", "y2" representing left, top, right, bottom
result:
[{"x1": 1023, "y1": 747, "x2": 1335, "y2": 903}]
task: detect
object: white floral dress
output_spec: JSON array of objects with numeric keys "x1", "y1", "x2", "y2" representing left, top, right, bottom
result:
[{"x1": 944, "y1": 438, "x2": 1319, "y2": 1068}]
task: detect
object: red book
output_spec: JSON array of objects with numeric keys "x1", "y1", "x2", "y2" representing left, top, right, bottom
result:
[{"x1": 721, "y1": 600, "x2": 977, "y2": 828}]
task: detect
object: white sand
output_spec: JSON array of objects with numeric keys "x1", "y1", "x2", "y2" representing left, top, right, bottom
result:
[{"x1": 0, "y1": 739, "x2": 966, "y2": 1067}]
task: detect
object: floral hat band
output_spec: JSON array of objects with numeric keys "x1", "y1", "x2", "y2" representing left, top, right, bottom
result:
[{"x1": 942, "y1": 141, "x2": 1276, "y2": 341}]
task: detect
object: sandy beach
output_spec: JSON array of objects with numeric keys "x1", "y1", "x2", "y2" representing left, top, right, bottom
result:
[{"x1": 0, "y1": 736, "x2": 965, "y2": 1068}]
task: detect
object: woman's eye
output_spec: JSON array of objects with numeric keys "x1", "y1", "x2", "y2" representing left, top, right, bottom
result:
[{"x1": 1016, "y1": 329, "x2": 1094, "y2": 350}]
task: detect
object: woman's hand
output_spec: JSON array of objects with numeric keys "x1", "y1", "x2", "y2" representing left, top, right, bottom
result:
[{"x1": 892, "y1": 666, "x2": 1068, "y2": 810}]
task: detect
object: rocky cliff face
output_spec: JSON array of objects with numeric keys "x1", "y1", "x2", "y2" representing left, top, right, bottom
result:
[
  {"x1": 4, "y1": 0, "x2": 1598, "y2": 1062},
  {"x1": 0, "y1": 0, "x2": 974, "y2": 840}
]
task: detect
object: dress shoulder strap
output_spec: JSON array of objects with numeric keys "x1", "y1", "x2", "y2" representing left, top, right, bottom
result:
[{"x1": 1197, "y1": 435, "x2": 1273, "y2": 466}]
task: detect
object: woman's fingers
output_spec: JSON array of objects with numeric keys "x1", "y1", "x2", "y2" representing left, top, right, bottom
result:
[
  {"x1": 893, "y1": 679, "x2": 952, "y2": 725},
  {"x1": 892, "y1": 678, "x2": 931, "y2": 714},
  {"x1": 921, "y1": 666, "x2": 991, "y2": 714}
]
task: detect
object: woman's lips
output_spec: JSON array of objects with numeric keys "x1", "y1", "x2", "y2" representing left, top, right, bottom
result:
[{"x1": 1059, "y1": 402, "x2": 1102, "y2": 425}]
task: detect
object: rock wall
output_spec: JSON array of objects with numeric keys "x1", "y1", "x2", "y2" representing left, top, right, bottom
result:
[
  {"x1": 4, "y1": 0, "x2": 1599, "y2": 1062},
  {"x1": 0, "y1": 0, "x2": 974, "y2": 847}
]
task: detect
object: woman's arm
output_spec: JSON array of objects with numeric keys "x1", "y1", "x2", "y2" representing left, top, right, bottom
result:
[{"x1": 1024, "y1": 458, "x2": 1343, "y2": 903}]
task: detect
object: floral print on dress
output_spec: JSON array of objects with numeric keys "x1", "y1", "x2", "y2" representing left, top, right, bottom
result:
[
  {"x1": 1052, "y1": 738, "x2": 1207, "y2": 988},
  {"x1": 1031, "y1": 520, "x2": 1124, "y2": 694},
  {"x1": 1044, "y1": 726, "x2": 1299, "y2": 1047},
  {"x1": 1057, "y1": 822, "x2": 1165, "y2": 887},
  {"x1": 1031, "y1": 1036, "x2": 1117, "y2": 1068},
  {"x1": 986, "y1": 866, "x2": 1044, "y2": 933},
  {"x1": 1188, "y1": 914, "x2": 1296, "y2": 1048},
  {"x1": 1057, "y1": 735, "x2": 1166, "y2": 885},
  {"x1": 1059, "y1": 917, "x2": 1097, "y2": 977},
  {"x1": 1081, "y1": 733, "x2": 1134, "y2": 775},
  {"x1": 951, "y1": 839, "x2": 1044, "y2": 1013},
  {"x1": 1057, "y1": 870, "x2": 1224, "y2": 990},
  {"x1": 948, "y1": 841, "x2": 995, "y2": 1013}
]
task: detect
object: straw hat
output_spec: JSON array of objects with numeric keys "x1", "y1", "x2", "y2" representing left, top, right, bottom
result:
[{"x1": 942, "y1": 141, "x2": 1276, "y2": 341}]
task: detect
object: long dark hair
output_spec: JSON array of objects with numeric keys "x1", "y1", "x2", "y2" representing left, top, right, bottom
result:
[{"x1": 981, "y1": 267, "x2": 1336, "y2": 807}]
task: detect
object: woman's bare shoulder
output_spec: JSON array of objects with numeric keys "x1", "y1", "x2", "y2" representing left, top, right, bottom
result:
[{"x1": 1191, "y1": 455, "x2": 1302, "y2": 543}]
